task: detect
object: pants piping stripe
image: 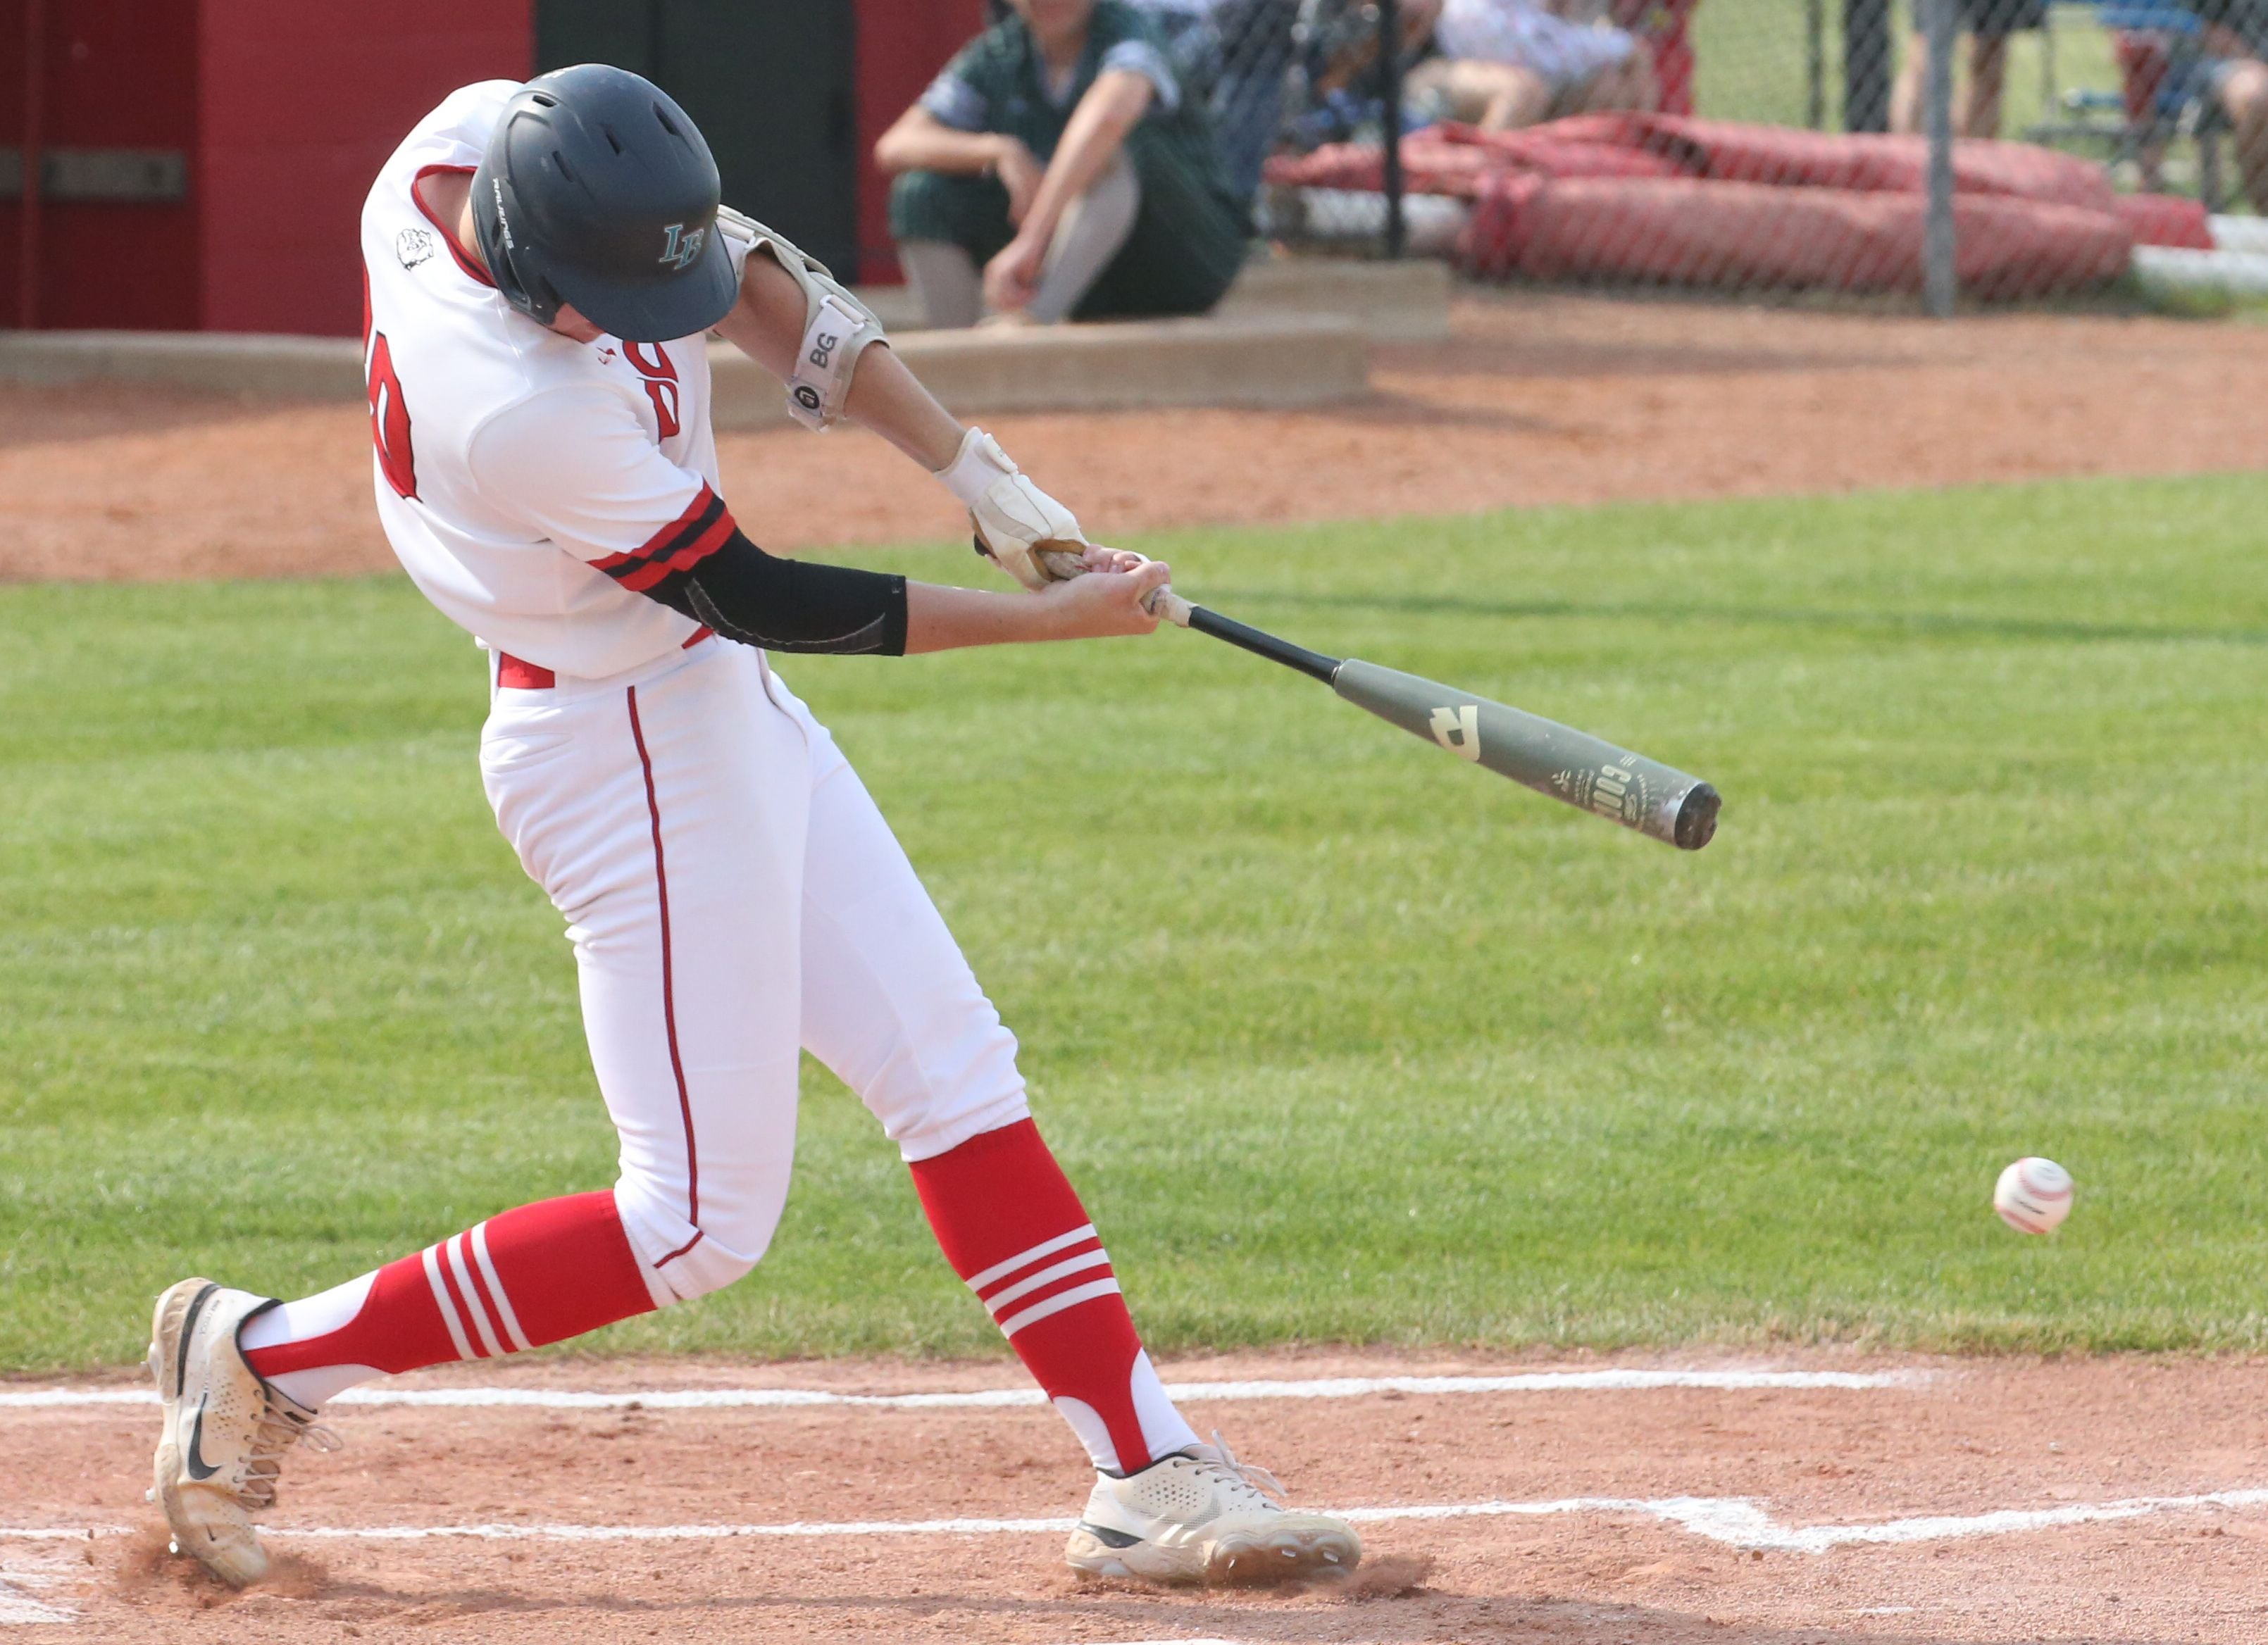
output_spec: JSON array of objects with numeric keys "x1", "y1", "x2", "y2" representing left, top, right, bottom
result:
[
  {"x1": 468, "y1": 1221, "x2": 534, "y2": 1353},
  {"x1": 628, "y1": 684, "x2": 701, "y2": 1256},
  {"x1": 983, "y1": 1248, "x2": 1112, "y2": 1317},
  {"x1": 420, "y1": 1245, "x2": 475, "y2": 1361},
  {"x1": 997, "y1": 1277, "x2": 1123, "y2": 1339},
  {"x1": 965, "y1": 1223, "x2": 1098, "y2": 1295}
]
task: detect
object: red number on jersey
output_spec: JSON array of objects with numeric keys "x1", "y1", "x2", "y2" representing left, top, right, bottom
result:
[
  {"x1": 623, "y1": 342, "x2": 682, "y2": 439},
  {"x1": 366, "y1": 331, "x2": 418, "y2": 500}
]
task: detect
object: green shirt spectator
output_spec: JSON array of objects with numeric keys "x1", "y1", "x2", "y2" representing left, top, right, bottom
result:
[{"x1": 876, "y1": 0, "x2": 1249, "y2": 327}]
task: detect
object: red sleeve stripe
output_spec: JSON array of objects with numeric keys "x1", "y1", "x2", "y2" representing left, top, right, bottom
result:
[{"x1": 592, "y1": 484, "x2": 737, "y2": 593}]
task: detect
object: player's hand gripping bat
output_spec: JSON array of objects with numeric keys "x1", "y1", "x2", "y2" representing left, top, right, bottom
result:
[{"x1": 1042, "y1": 549, "x2": 1721, "y2": 851}]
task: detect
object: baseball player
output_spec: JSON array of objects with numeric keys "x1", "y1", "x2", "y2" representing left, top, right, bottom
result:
[{"x1": 147, "y1": 65, "x2": 1357, "y2": 1591}]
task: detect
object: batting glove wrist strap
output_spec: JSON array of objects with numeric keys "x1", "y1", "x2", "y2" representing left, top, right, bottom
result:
[{"x1": 936, "y1": 427, "x2": 1088, "y2": 590}]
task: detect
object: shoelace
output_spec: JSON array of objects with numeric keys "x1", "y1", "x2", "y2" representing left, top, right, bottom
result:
[
  {"x1": 235, "y1": 1396, "x2": 343, "y2": 1511},
  {"x1": 1190, "y1": 1431, "x2": 1289, "y2": 1508}
]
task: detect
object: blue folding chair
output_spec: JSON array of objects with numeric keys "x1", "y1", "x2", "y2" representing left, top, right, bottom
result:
[{"x1": 2031, "y1": 0, "x2": 2229, "y2": 206}]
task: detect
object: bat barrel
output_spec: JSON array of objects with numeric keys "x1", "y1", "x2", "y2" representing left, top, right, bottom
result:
[{"x1": 1331, "y1": 659, "x2": 1720, "y2": 851}]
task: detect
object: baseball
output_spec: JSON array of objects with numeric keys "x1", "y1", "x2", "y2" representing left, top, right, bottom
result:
[{"x1": 1993, "y1": 1157, "x2": 2074, "y2": 1234}]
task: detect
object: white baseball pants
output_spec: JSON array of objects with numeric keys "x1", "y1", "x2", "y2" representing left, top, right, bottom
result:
[{"x1": 480, "y1": 637, "x2": 1032, "y2": 1304}]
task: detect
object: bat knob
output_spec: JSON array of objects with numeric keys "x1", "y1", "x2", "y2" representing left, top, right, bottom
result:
[
  {"x1": 1673, "y1": 783, "x2": 1721, "y2": 851},
  {"x1": 1145, "y1": 584, "x2": 1195, "y2": 627}
]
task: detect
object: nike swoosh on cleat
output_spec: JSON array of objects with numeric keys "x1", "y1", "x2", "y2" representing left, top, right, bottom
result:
[
  {"x1": 173, "y1": 1283, "x2": 218, "y2": 1399},
  {"x1": 1076, "y1": 1522, "x2": 1142, "y2": 1549},
  {"x1": 184, "y1": 1399, "x2": 220, "y2": 1482}
]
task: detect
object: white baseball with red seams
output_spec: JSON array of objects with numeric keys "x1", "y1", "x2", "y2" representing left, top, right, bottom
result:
[{"x1": 1993, "y1": 1158, "x2": 2074, "y2": 1234}]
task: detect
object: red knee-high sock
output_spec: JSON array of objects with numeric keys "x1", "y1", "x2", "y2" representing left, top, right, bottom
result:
[
  {"x1": 242, "y1": 1190, "x2": 659, "y2": 1403},
  {"x1": 910, "y1": 1119, "x2": 1198, "y2": 1474}
]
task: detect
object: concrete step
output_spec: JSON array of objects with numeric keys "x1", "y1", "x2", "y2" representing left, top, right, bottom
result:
[
  {"x1": 0, "y1": 311, "x2": 1371, "y2": 421},
  {"x1": 708, "y1": 311, "x2": 1366, "y2": 430},
  {"x1": 0, "y1": 329, "x2": 368, "y2": 399},
  {"x1": 855, "y1": 253, "x2": 1449, "y2": 344}
]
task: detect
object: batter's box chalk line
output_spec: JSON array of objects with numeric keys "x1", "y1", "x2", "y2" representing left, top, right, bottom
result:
[
  {"x1": 8, "y1": 1486, "x2": 2268, "y2": 1571},
  {"x1": 0, "y1": 1367, "x2": 1932, "y2": 1412},
  {"x1": 0, "y1": 1546, "x2": 88, "y2": 1627}
]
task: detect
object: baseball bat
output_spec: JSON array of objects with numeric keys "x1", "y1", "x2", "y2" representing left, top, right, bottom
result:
[{"x1": 1049, "y1": 551, "x2": 1721, "y2": 850}]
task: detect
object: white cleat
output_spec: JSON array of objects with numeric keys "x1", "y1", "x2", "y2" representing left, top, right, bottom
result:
[
  {"x1": 1064, "y1": 1432, "x2": 1361, "y2": 1586},
  {"x1": 147, "y1": 1278, "x2": 337, "y2": 1587}
]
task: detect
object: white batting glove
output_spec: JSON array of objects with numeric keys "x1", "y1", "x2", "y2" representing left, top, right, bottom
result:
[{"x1": 935, "y1": 427, "x2": 1086, "y2": 591}]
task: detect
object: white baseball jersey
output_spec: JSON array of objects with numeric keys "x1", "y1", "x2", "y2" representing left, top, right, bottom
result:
[{"x1": 360, "y1": 80, "x2": 756, "y2": 681}]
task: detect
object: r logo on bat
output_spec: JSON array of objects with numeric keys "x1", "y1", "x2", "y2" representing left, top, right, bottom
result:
[{"x1": 1429, "y1": 705, "x2": 1481, "y2": 761}]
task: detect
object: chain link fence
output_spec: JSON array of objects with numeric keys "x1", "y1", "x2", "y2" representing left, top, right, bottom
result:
[{"x1": 1239, "y1": 0, "x2": 2267, "y2": 304}]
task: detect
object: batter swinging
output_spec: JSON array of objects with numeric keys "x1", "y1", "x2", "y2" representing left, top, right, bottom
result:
[{"x1": 147, "y1": 66, "x2": 1358, "y2": 1590}]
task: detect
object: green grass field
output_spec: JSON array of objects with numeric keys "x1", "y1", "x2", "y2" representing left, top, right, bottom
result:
[{"x1": 5, "y1": 473, "x2": 2267, "y2": 1373}]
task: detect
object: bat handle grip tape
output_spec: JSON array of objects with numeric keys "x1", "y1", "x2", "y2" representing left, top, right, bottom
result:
[{"x1": 1146, "y1": 585, "x2": 1195, "y2": 627}]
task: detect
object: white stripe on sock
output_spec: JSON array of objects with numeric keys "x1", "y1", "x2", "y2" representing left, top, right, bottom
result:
[
  {"x1": 964, "y1": 1224, "x2": 1097, "y2": 1296},
  {"x1": 982, "y1": 1249, "x2": 1112, "y2": 1318},
  {"x1": 447, "y1": 1235, "x2": 504, "y2": 1358},
  {"x1": 996, "y1": 1277, "x2": 1122, "y2": 1339},
  {"x1": 470, "y1": 1222, "x2": 533, "y2": 1353},
  {"x1": 420, "y1": 1245, "x2": 475, "y2": 1362}
]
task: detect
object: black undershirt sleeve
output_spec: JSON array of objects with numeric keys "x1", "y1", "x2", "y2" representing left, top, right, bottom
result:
[{"x1": 631, "y1": 526, "x2": 909, "y2": 657}]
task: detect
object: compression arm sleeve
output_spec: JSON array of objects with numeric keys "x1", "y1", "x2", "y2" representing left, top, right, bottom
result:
[{"x1": 630, "y1": 525, "x2": 909, "y2": 657}]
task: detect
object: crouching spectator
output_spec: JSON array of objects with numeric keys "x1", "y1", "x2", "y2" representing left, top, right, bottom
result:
[
  {"x1": 1404, "y1": 0, "x2": 1658, "y2": 130},
  {"x1": 1889, "y1": 0, "x2": 2045, "y2": 139},
  {"x1": 876, "y1": 0, "x2": 1249, "y2": 327}
]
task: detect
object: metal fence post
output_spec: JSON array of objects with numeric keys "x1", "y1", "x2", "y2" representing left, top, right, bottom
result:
[
  {"x1": 1378, "y1": 0, "x2": 1406, "y2": 258},
  {"x1": 1843, "y1": 0, "x2": 1890, "y2": 132},
  {"x1": 1807, "y1": 0, "x2": 1827, "y2": 129},
  {"x1": 1922, "y1": 0, "x2": 1957, "y2": 315}
]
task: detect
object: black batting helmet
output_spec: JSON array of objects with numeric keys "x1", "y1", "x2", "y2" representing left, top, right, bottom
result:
[{"x1": 470, "y1": 65, "x2": 738, "y2": 343}]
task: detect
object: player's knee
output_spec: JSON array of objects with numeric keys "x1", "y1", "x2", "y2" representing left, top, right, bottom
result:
[
  {"x1": 852, "y1": 1008, "x2": 1031, "y2": 1161},
  {"x1": 612, "y1": 1170, "x2": 785, "y2": 1304}
]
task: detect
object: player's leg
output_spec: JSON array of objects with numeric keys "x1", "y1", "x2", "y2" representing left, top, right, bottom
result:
[
  {"x1": 155, "y1": 646, "x2": 809, "y2": 1582},
  {"x1": 889, "y1": 170, "x2": 1016, "y2": 328},
  {"x1": 784, "y1": 693, "x2": 1188, "y2": 1470},
  {"x1": 1962, "y1": 31, "x2": 2011, "y2": 137},
  {"x1": 1026, "y1": 153, "x2": 1143, "y2": 323},
  {"x1": 780, "y1": 682, "x2": 1359, "y2": 1582},
  {"x1": 2214, "y1": 58, "x2": 2268, "y2": 214},
  {"x1": 1890, "y1": 30, "x2": 1929, "y2": 133},
  {"x1": 1068, "y1": 125, "x2": 1248, "y2": 323}
]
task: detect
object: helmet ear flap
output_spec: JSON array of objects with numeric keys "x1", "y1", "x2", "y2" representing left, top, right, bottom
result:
[{"x1": 469, "y1": 149, "x2": 561, "y2": 328}]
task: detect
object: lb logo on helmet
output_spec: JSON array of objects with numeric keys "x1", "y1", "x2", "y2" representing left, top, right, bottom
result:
[{"x1": 658, "y1": 223, "x2": 706, "y2": 270}]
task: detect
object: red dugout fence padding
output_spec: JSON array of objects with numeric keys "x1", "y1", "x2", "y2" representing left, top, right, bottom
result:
[{"x1": 1265, "y1": 114, "x2": 2193, "y2": 296}]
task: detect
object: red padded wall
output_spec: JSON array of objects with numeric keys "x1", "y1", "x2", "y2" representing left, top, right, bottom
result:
[
  {"x1": 197, "y1": 0, "x2": 532, "y2": 335},
  {"x1": 852, "y1": 0, "x2": 986, "y2": 283}
]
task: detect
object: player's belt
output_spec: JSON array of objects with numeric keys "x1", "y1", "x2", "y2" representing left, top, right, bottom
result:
[{"x1": 497, "y1": 627, "x2": 714, "y2": 691}]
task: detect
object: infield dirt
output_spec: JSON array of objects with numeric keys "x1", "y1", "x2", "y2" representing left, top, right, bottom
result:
[
  {"x1": 6, "y1": 289, "x2": 2268, "y2": 583},
  {"x1": 7, "y1": 1348, "x2": 2268, "y2": 1642}
]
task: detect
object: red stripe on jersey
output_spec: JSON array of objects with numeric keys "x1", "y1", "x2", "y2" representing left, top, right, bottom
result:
[
  {"x1": 615, "y1": 513, "x2": 735, "y2": 592},
  {"x1": 590, "y1": 488, "x2": 717, "y2": 572},
  {"x1": 594, "y1": 485, "x2": 737, "y2": 589},
  {"x1": 412, "y1": 165, "x2": 496, "y2": 289}
]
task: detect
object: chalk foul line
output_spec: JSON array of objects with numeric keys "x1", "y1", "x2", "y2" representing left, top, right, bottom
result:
[
  {"x1": 6, "y1": 1486, "x2": 2266, "y2": 1560},
  {"x1": 0, "y1": 1368, "x2": 1930, "y2": 1413}
]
